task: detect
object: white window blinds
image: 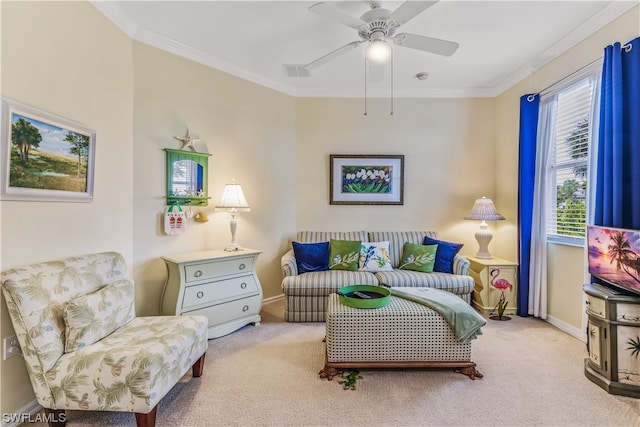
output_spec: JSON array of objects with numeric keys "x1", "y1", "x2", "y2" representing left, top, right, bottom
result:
[{"x1": 543, "y1": 74, "x2": 599, "y2": 243}]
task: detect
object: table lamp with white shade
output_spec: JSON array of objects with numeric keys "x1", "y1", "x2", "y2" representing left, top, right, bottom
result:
[
  {"x1": 464, "y1": 196, "x2": 505, "y2": 259},
  {"x1": 215, "y1": 179, "x2": 250, "y2": 251}
]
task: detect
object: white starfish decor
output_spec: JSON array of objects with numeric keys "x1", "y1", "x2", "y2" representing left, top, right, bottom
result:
[{"x1": 174, "y1": 128, "x2": 199, "y2": 151}]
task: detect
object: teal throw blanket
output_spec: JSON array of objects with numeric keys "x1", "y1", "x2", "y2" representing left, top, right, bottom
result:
[{"x1": 390, "y1": 287, "x2": 486, "y2": 343}]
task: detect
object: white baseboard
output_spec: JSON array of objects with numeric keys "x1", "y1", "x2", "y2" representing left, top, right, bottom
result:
[
  {"x1": 545, "y1": 314, "x2": 585, "y2": 342},
  {"x1": 2, "y1": 400, "x2": 41, "y2": 427}
]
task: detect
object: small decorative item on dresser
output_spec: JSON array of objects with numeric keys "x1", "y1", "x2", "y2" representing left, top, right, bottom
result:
[{"x1": 194, "y1": 211, "x2": 208, "y2": 222}]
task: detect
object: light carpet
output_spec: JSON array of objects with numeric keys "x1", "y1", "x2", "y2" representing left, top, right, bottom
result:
[{"x1": 40, "y1": 299, "x2": 639, "y2": 426}]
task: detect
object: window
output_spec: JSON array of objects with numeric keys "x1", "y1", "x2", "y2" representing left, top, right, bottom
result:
[{"x1": 542, "y1": 71, "x2": 600, "y2": 245}]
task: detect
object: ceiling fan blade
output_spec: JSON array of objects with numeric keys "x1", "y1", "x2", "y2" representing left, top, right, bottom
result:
[
  {"x1": 393, "y1": 33, "x2": 459, "y2": 57},
  {"x1": 305, "y1": 40, "x2": 365, "y2": 70},
  {"x1": 309, "y1": 2, "x2": 366, "y2": 30},
  {"x1": 390, "y1": 1, "x2": 438, "y2": 26}
]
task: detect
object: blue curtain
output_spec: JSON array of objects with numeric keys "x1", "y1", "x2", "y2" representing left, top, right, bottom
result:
[
  {"x1": 517, "y1": 94, "x2": 539, "y2": 317},
  {"x1": 594, "y1": 37, "x2": 640, "y2": 229}
]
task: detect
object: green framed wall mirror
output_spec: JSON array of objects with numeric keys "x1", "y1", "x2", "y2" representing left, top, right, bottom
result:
[{"x1": 165, "y1": 148, "x2": 212, "y2": 206}]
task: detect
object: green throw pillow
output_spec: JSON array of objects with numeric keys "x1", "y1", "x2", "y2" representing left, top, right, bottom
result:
[
  {"x1": 398, "y1": 242, "x2": 438, "y2": 273},
  {"x1": 329, "y1": 239, "x2": 362, "y2": 271}
]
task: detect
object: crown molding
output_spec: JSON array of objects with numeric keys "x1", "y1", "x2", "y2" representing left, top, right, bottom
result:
[
  {"x1": 90, "y1": 1, "x2": 138, "y2": 38},
  {"x1": 492, "y1": 0, "x2": 638, "y2": 96},
  {"x1": 92, "y1": 0, "x2": 638, "y2": 99},
  {"x1": 91, "y1": 1, "x2": 297, "y2": 96},
  {"x1": 294, "y1": 87, "x2": 497, "y2": 98},
  {"x1": 132, "y1": 28, "x2": 298, "y2": 97}
]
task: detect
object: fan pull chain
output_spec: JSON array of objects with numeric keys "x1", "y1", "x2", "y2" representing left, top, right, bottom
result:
[
  {"x1": 364, "y1": 58, "x2": 368, "y2": 116},
  {"x1": 390, "y1": 50, "x2": 394, "y2": 116}
]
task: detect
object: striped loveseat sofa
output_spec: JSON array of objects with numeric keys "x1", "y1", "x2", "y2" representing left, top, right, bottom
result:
[{"x1": 281, "y1": 231, "x2": 475, "y2": 322}]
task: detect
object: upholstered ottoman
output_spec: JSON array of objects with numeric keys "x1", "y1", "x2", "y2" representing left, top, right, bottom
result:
[{"x1": 319, "y1": 293, "x2": 482, "y2": 380}]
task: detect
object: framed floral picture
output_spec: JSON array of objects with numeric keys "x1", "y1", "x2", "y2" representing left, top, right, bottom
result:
[
  {"x1": 1, "y1": 98, "x2": 96, "y2": 202},
  {"x1": 330, "y1": 154, "x2": 404, "y2": 205}
]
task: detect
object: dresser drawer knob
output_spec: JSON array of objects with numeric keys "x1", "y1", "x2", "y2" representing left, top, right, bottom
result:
[
  {"x1": 238, "y1": 263, "x2": 246, "y2": 270},
  {"x1": 241, "y1": 282, "x2": 247, "y2": 289},
  {"x1": 197, "y1": 291, "x2": 204, "y2": 299},
  {"x1": 194, "y1": 270, "x2": 203, "y2": 278},
  {"x1": 242, "y1": 305, "x2": 249, "y2": 312}
]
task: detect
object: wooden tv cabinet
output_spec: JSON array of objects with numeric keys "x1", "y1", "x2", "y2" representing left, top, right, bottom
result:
[{"x1": 583, "y1": 283, "x2": 640, "y2": 398}]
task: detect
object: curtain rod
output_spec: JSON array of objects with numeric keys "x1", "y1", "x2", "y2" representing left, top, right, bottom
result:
[
  {"x1": 527, "y1": 40, "x2": 633, "y2": 101},
  {"x1": 534, "y1": 56, "x2": 603, "y2": 98}
]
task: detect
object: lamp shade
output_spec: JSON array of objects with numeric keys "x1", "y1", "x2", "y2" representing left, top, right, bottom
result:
[
  {"x1": 464, "y1": 197, "x2": 505, "y2": 221},
  {"x1": 215, "y1": 180, "x2": 250, "y2": 212}
]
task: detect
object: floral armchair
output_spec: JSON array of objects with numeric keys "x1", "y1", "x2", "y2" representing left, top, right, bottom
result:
[{"x1": 1, "y1": 252, "x2": 208, "y2": 427}]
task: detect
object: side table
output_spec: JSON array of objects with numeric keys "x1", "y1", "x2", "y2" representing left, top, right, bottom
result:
[
  {"x1": 161, "y1": 249, "x2": 263, "y2": 339},
  {"x1": 465, "y1": 255, "x2": 518, "y2": 317}
]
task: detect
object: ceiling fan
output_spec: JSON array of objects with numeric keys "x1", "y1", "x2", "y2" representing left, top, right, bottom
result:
[{"x1": 284, "y1": 1, "x2": 459, "y2": 77}]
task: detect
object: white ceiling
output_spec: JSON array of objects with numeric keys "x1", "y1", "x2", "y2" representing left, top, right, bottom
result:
[{"x1": 92, "y1": 1, "x2": 637, "y2": 98}]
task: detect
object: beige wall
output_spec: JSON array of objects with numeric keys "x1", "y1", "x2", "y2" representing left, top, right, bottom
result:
[
  {"x1": 294, "y1": 97, "x2": 497, "y2": 251},
  {"x1": 1, "y1": 0, "x2": 637, "y2": 418},
  {"x1": 494, "y1": 5, "x2": 640, "y2": 335},
  {"x1": 0, "y1": 1, "x2": 134, "y2": 416},
  {"x1": 131, "y1": 43, "x2": 296, "y2": 315}
]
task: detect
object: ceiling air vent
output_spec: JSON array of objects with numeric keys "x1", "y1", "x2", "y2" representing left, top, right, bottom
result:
[{"x1": 283, "y1": 64, "x2": 310, "y2": 78}]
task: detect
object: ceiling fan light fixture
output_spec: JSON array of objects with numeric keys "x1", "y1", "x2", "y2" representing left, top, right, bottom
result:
[{"x1": 365, "y1": 39, "x2": 391, "y2": 63}]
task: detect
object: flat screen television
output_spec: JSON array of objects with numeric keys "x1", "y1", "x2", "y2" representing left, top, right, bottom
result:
[{"x1": 587, "y1": 225, "x2": 640, "y2": 296}]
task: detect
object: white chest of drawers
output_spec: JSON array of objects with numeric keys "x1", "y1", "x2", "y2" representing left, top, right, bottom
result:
[{"x1": 161, "y1": 249, "x2": 263, "y2": 339}]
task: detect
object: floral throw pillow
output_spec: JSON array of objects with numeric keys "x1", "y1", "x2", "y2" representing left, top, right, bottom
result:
[
  {"x1": 359, "y1": 241, "x2": 394, "y2": 272},
  {"x1": 329, "y1": 239, "x2": 362, "y2": 271},
  {"x1": 398, "y1": 242, "x2": 438, "y2": 273},
  {"x1": 63, "y1": 278, "x2": 135, "y2": 353}
]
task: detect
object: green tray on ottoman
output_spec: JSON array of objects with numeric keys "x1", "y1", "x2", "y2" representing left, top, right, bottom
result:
[{"x1": 337, "y1": 285, "x2": 391, "y2": 309}]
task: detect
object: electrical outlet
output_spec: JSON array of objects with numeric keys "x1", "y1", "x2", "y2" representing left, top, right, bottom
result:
[{"x1": 3, "y1": 335, "x2": 23, "y2": 360}]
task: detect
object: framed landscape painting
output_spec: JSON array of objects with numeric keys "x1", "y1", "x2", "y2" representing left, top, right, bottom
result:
[
  {"x1": 1, "y1": 98, "x2": 96, "y2": 202},
  {"x1": 330, "y1": 154, "x2": 404, "y2": 205}
]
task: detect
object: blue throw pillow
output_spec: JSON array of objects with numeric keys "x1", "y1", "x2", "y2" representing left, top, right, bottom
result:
[
  {"x1": 292, "y1": 241, "x2": 329, "y2": 274},
  {"x1": 423, "y1": 236, "x2": 463, "y2": 274}
]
